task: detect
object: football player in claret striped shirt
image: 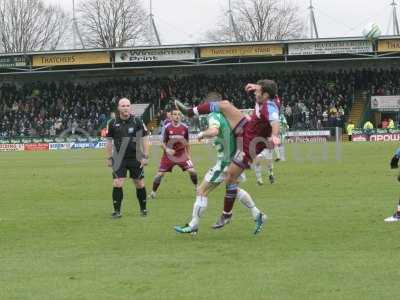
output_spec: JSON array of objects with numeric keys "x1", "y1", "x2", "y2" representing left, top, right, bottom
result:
[
  {"x1": 174, "y1": 93, "x2": 266, "y2": 235},
  {"x1": 175, "y1": 80, "x2": 280, "y2": 228},
  {"x1": 150, "y1": 109, "x2": 198, "y2": 199}
]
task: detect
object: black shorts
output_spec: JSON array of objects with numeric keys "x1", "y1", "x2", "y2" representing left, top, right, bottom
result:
[{"x1": 112, "y1": 159, "x2": 144, "y2": 180}]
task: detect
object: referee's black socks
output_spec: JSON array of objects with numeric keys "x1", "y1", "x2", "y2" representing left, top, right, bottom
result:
[
  {"x1": 136, "y1": 187, "x2": 147, "y2": 211},
  {"x1": 112, "y1": 187, "x2": 123, "y2": 212}
]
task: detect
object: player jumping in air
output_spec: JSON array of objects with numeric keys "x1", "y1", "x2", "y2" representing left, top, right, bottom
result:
[
  {"x1": 150, "y1": 109, "x2": 198, "y2": 199},
  {"x1": 175, "y1": 79, "x2": 280, "y2": 225},
  {"x1": 385, "y1": 148, "x2": 400, "y2": 222},
  {"x1": 174, "y1": 93, "x2": 267, "y2": 235}
]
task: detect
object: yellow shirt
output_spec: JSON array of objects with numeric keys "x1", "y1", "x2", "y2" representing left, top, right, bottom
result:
[
  {"x1": 346, "y1": 123, "x2": 355, "y2": 135},
  {"x1": 388, "y1": 120, "x2": 395, "y2": 129},
  {"x1": 363, "y1": 121, "x2": 373, "y2": 130}
]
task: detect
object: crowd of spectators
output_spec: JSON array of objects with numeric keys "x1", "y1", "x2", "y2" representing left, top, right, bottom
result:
[
  {"x1": 1, "y1": 68, "x2": 397, "y2": 138},
  {"x1": 158, "y1": 70, "x2": 354, "y2": 130},
  {"x1": 0, "y1": 79, "x2": 159, "y2": 138}
]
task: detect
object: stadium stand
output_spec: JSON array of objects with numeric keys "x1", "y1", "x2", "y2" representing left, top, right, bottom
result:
[{"x1": 1, "y1": 68, "x2": 398, "y2": 138}]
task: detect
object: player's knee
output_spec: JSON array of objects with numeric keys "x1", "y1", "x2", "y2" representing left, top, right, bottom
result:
[
  {"x1": 134, "y1": 179, "x2": 145, "y2": 189},
  {"x1": 225, "y1": 171, "x2": 236, "y2": 184},
  {"x1": 113, "y1": 178, "x2": 124, "y2": 187},
  {"x1": 197, "y1": 186, "x2": 206, "y2": 196}
]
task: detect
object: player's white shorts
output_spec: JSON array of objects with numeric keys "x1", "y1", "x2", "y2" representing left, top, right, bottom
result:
[
  {"x1": 205, "y1": 160, "x2": 246, "y2": 184},
  {"x1": 257, "y1": 148, "x2": 274, "y2": 160}
]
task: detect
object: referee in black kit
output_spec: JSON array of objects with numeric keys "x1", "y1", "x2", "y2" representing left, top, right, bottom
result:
[{"x1": 106, "y1": 98, "x2": 150, "y2": 218}]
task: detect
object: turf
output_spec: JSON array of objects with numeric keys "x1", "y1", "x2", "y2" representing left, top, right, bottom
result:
[{"x1": 0, "y1": 142, "x2": 399, "y2": 300}]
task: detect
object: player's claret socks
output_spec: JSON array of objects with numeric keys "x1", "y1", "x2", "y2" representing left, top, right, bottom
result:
[
  {"x1": 174, "y1": 99, "x2": 220, "y2": 118},
  {"x1": 152, "y1": 175, "x2": 163, "y2": 193},
  {"x1": 190, "y1": 172, "x2": 198, "y2": 186},
  {"x1": 224, "y1": 183, "x2": 238, "y2": 213}
]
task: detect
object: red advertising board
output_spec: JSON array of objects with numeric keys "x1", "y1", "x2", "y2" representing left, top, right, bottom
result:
[{"x1": 24, "y1": 143, "x2": 49, "y2": 151}]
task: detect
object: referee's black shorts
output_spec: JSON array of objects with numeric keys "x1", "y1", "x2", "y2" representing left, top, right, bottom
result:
[{"x1": 112, "y1": 159, "x2": 144, "y2": 180}]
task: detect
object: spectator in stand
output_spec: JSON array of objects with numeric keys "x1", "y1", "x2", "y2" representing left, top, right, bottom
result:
[
  {"x1": 363, "y1": 120, "x2": 374, "y2": 134},
  {"x1": 388, "y1": 118, "x2": 395, "y2": 129},
  {"x1": 382, "y1": 119, "x2": 389, "y2": 129}
]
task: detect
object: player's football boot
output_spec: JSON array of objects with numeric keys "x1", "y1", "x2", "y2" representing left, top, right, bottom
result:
[
  {"x1": 212, "y1": 214, "x2": 232, "y2": 229},
  {"x1": 257, "y1": 178, "x2": 264, "y2": 185},
  {"x1": 111, "y1": 211, "x2": 122, "y2": 219},
  {"x1": 174, "y1": 99, "x2": 190, "y2": 116},
  {"x1": 269, "y1": 174, "x2": 275, "y2": 184},
  {"x1": 384, "y1": 213, "x2": 400, "y2": 222},
  {"x1": 150, "y1": 191, "x2": 156, "y2": 199},
  {"x1": 254, "y1": 213, "x2": 267, "y2": 235},
  {"x1": 174, "y1": 224, "x2": 198, "y2": 235},
  {"x1": 140, "y1": 209, "x2": 148, "y2": 217}
]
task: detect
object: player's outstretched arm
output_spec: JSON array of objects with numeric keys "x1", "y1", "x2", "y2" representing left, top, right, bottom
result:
[
  {"x1": 174, "y1": 99, "x2": 243, "y2": 130},
  {"x1": 244, "y1": 83, "x2": 260, "y2": 93}
]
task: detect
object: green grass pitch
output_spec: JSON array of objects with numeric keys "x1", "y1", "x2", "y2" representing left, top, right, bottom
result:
[{"x1": 1, "y1": 142, "x2": 399, "y2": 300}]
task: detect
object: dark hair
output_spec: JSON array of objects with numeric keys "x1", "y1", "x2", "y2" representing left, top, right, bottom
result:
[{"x1": 257, "y1": 79, "x2": 277, "y2": 98}]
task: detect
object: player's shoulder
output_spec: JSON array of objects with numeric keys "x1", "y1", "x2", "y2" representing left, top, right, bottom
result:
[
  {"x1": 180, "y1": 122, "x2": 189, "y2": 130},
  {"x1": 266, "y1": 100, "x2": 279, "y2": 120},
  {"x1": 266, "y1": 100, "x2": 279, "y2": 111}
]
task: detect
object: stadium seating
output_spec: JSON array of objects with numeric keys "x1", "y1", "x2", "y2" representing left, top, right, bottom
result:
[{"x1": 1, "y1": 68, "x2": 396, "y2": 138}]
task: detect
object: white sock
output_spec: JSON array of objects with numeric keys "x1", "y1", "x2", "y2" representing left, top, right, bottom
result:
[
  {"x1": 267, "y1": 161, "x2": 274, "y2": 175},
  {"x1": 189, "y1": 195, "x2": 208, "y2": 228},
  {"x1": 279, "y1": 145, "x2": 285, "y2": 161},
  {"x1": 275, "y1": 146, "x2": 280, "y2": 159},
  {"x1": 254, "y1": 164, "x2": 262, "y2": 181},
  {"x1": 193, "y1": 107, "x2": 199, "y2": 116},
  {"x1": 237, "y1": 188, "x2": 260, "y2": 220}
]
